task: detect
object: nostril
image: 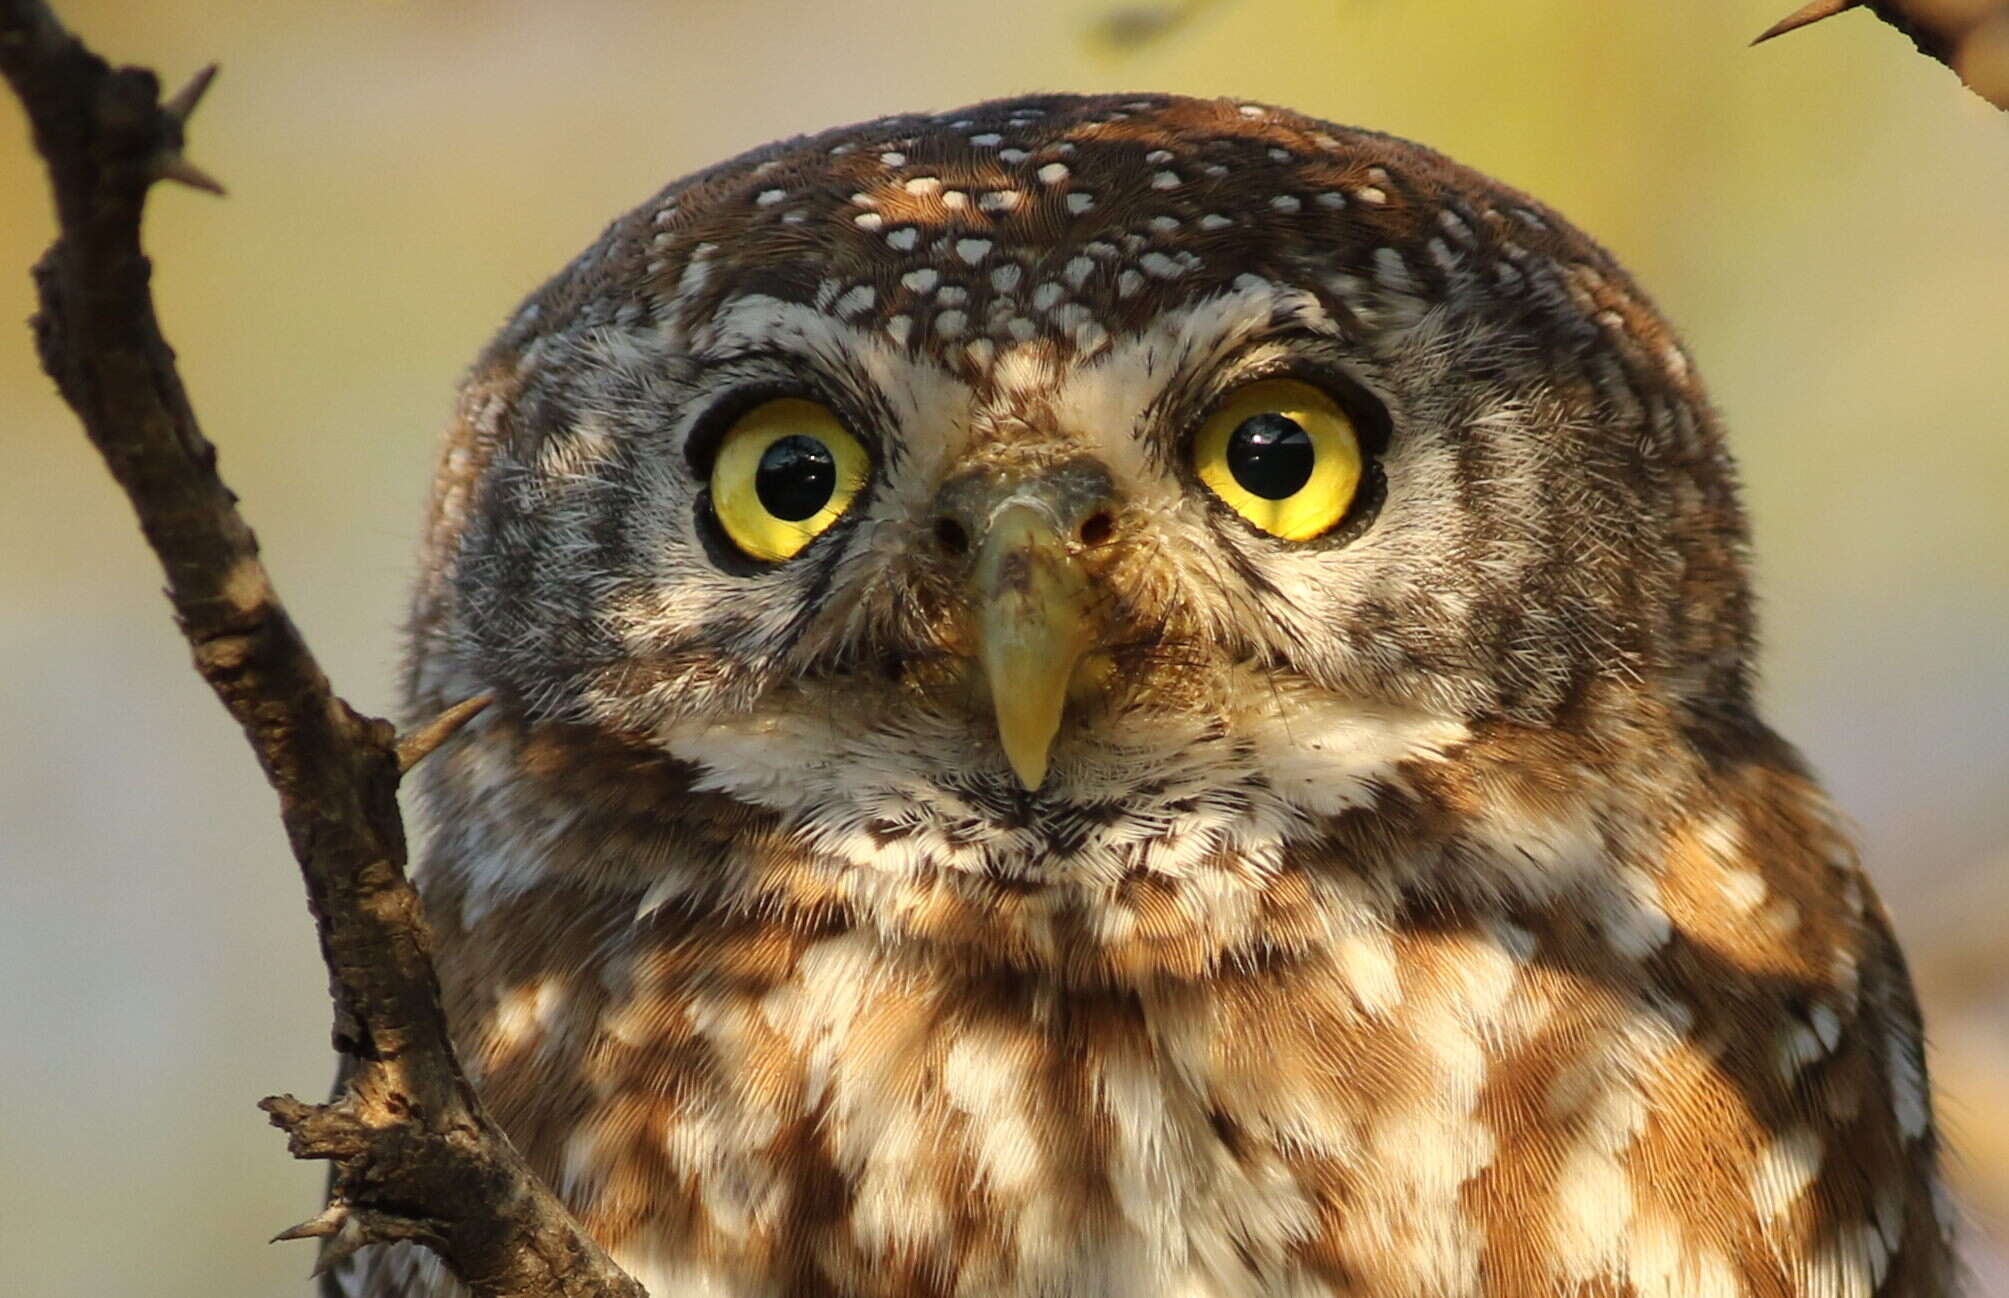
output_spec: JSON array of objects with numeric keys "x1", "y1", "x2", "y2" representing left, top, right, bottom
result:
[
  {"x1": 1078, "y1": 510, "x2": 1115, "y2": 547},
  {"x1": 933, "y1": 517, "x2": 970, "y2": 556}
]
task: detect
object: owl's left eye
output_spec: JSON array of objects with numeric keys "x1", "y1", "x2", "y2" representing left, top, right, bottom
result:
[
  {"x1": 709, "y1": 398, "x2": 870, "y2": 562},
  {"x1": 1192, "y1": 378, "x2": 1364, "y2": 541}
]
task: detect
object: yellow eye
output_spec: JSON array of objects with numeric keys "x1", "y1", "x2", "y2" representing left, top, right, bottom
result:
[
  {"x1": 709, "y1": 398, "x2": 870, "y2": 562},
  {"x1": 1192, "y1": 378, "x2": 1364, "y2": 541}
]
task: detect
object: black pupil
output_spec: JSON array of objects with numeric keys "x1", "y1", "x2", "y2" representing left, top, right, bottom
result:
[
  {"x1": 754, "y1": 435, "x2": 837, "y2": 522},
  {"x1": 1226, "y1": 414, "x2": 1314, "y2": 500}
]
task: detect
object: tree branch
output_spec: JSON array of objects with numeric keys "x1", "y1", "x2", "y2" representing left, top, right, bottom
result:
[
  {"x1": 0, "y1": 4, "x2": 642, "y2": 1295},
  {"x1": 1754, "y1": 0, "x2": 2009, "y2": 109}
]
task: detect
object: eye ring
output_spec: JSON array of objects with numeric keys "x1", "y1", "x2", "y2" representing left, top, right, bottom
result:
[
  {"x1": 1192, "y1": 377, "x2": 1364, "y2": 541},
  {"x1": 709, "y1": 397, "x2": 870, "y2": 562}
]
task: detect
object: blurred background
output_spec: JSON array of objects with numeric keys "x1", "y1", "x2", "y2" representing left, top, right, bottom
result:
[{"x1": 1, "y1": 1, "x2": 2003, "y2": 1294}]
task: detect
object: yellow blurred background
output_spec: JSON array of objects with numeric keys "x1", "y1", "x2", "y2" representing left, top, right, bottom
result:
[{"x1": 1, "y1": 2, "x2": 2004, "y2": 1294}]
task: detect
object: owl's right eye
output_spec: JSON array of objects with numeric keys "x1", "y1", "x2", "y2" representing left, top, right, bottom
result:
[{"x1": 708, "y1": 398, "x2": 870, "y2": 562}]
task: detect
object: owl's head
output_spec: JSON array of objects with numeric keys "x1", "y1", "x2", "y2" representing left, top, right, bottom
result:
[{"x1": 410, "y1": 94, "x2": 1751, "y2": 884}]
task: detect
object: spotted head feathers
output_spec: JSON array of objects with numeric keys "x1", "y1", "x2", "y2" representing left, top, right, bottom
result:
[{"x1": 414, "y1": 94, "x2": 1749, "y2": 794}]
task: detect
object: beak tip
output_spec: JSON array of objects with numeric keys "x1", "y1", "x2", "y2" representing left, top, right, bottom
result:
[{"x1": 997, "y1": 724, "x2": 1053, "y2": 791}]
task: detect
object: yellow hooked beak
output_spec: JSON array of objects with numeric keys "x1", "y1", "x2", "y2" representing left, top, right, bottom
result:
[{"x1": 970, "y1": 502, "x2": 1095, "y2": 791}]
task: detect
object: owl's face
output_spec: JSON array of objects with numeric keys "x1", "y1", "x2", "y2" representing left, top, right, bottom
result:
[{"x1": 418, "y1": 94, "x2": 1751, "y2": 879}]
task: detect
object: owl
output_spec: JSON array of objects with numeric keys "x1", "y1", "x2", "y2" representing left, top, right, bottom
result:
[{"x1": 334, "y1": 94, "x2": 1957, "y2": 1298}]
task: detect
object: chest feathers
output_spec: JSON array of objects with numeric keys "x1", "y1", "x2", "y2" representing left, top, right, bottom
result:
[{"x1": 407, "y1": 707, "x2": 1953, "y2": 1298}]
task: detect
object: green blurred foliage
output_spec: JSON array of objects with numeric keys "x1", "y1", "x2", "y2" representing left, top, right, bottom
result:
[{"x1": 1, "y1": 2, "x2": 2003, "y2": 1294}]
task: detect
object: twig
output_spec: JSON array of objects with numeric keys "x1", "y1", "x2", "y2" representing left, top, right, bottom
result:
[
  {"x1": 0, "y1": 3, "x2": 643, "y2": 1295},
  {"x1": 399, "y1": 693, "x2": 495, "y2": 774},
  {"x1": 1753, "y1": 0, "x2": 2009, "y2": 109}
]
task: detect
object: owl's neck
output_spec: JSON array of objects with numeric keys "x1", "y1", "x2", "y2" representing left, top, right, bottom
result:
[{"x1": 415, "y1": 683, "x2": 1750, "y2": 983}]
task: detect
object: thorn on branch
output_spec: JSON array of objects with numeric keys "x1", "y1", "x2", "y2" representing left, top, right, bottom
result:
[
  {"x1": 397, "y1": 693, "x2": 495, "y2": 773},
  {"x1": 152, "y1": 150, "x2": 226, "y2": 195},
  {"x1": 153, "y1": 63, "x2": 226, "y2": 193},
  {"x1": 308, "y1": 1207, "x2": 443, "y2": 1276},
  {"x1": 273, "y1": 1202, "x2": 348, "y2": 1244},
  {"x1": 1753, "y1": 0, "x2": 1861, "y2": 45},
  {"x1": 276, "y1": 1203, "x2": 435, "y2": 1277},
  {"x1": 162, "y1": 61, "x2": 217, "y2": 122}
]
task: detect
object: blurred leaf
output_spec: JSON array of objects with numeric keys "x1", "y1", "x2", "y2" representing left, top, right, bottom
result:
[{"x1": 1087, "y1": 0, "x2": 1229, "y2": 51}]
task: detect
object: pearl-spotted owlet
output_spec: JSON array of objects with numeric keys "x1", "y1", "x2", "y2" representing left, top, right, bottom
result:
[{"x1": 329, "y1": 94, "x2": 1956, "y2": 1298}]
